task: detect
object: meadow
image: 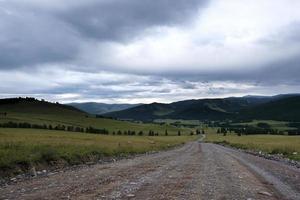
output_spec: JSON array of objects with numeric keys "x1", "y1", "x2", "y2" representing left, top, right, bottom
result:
[
  {"x1": 0, "y1": 112, "x2": 192, "y2": 136},
  {"x1": 154, "y1": 119, "x2": 202, "y2": 126},
  {"x1": 0, "y1": 100, "x2": 198, "y2": 177},
  {"x1": 232, "y1": 120, "x2": 296, "y2": 131},
  {"x1": 205, "y1": 132, "x2": 300, "y2": 161},
  {"x1": 0, "y1": 128, "x2": 197, "y2": 177}
]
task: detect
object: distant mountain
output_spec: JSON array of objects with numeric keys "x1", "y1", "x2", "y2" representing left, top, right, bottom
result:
[
  {"x1": 105, "y1": 94, "x2": 300, "y2": 121},
  {"x1": 105, "y1": 97, "x2": 267, "y2": 121},
  {"x1": 1, "y1": 94, "x2": 299, "y2": 122},
  {"x1": 104, "y1": 102, "x2": 174, "y2": 121},
  {"x1": 67, "y1": 102, "x2": 141, "y2": 114}
]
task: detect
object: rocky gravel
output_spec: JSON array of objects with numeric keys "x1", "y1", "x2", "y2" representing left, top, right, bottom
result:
[{"x1": 0, "y1": 141, "x2": 299, "y2": 200}]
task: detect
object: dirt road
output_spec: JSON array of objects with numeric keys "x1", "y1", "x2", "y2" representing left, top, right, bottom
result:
[{"x1": 1, "y1": 141, "x2": 300, "y2": 200}]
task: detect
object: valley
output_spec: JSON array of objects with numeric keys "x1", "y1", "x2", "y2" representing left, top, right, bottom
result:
[{"x1": 0, "y1": 96, "x2": 299, "y2": 199}]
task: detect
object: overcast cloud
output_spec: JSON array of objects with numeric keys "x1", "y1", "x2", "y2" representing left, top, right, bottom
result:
[{"x1": 0, "y1": 0, "x2": 300, "y2": 103}]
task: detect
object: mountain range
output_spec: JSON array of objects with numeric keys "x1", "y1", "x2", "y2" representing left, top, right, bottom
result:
[
  {"x1": 1, "y1": 94, "x2": 299, "y2": 122},
  {"x1": 103, "y1": 94, "x2": 300, "y2": 122}
]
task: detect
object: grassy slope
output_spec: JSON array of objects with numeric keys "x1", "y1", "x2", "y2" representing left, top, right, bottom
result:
[
  {"x1": 0, "y1": 98, "x2": 192, "y2": 135},
  {"x1": 0, "y1": 112, "x2": 191, "y2": 135},
  {"x1": 0, "y1": 128, "x2": 196, "y2": 176},
  {"x1": 0, "y1": 100, "x2": 84, "y2": 115},
  {"x1": 205, "y1": 132, "x2": 300, "y2": 161},
  {"x1": 0, "y1": 99, "x2": 196, "y2": 176}
]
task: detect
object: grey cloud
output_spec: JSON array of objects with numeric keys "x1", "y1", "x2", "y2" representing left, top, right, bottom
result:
[
  {"x1": 60, "y1": 0, "x2": 208, "y2": 41},
  {"x1": 0, "y1": 0, "x2": 300, "y2": 103},
  {"x1": 152, "y1": 88, "x2": 171, "y2": 94},
  {"x1": 180, "y1": 82, "x2": 197, "y2": 89},
  {"x1": 0, "y1": 67, "x2": 299, "y2": 103},
  {"x1": 259, "y1": 21, "x2": 300, "y2": 45},
  {"x1": 0, "y1": 0, "x2": 208, "y2": 69},
  {"x1": 0, "y1": 8, "x2": 79, "y2": 69},
  {"x1": 159, "y1": 53, "x2": 300, "y2": 87},
  {"x1": 216, "y1": 56, "x2": 300, "y2": 86},
  {"x1": 254, "y1": 56, "x2": 300, "y2": 85}
]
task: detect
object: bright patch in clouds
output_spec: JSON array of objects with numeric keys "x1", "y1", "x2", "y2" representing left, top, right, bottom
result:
[{"x1": 96, "y1": 0, "x2": 300, "y2": 73}]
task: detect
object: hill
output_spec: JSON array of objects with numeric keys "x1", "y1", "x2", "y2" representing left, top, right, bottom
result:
[
  {"x1": 105, "y1": 94, "x2": 300, "y2": 121},
  {"x1": 239, "y1": 96, "x2": 300, "y2": 121},
  {"x1": 0, "y1": 98, "x2": 194, "y2": 177},
  {"x1": 0, "y1": 97, "x2": 85, "y2": 116},
  {"x1": 105, "y1": 96, "x2": 272, "y2": 121},
  {"x1": 105, "y1": 102, "x2": 174, "y2": 121},
  {"x1": 0, "y1": 97, "x2": 190, "y2": 135},
  {"x1": 68, "y1": 102, "x2": 141, "y2": 114}
]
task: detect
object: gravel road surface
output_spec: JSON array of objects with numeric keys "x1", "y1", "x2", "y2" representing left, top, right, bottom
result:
[{"x1": 1, "y1": 141, "x2": 299, "y2": 200}]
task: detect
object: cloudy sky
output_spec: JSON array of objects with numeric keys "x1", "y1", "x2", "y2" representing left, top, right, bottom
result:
[{"x1": 1, "y1": 0, "x2": 300, "y2": 103}]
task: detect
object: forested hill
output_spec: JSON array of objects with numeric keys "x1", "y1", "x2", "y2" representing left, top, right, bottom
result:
[{"x1": 105, "y1": 94, "x2": 300, "y2": 121}]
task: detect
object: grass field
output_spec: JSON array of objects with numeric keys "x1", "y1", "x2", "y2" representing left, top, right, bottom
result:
[
  {"x1": 0, "y1": 112, "x2": 192, "y2": 136},
  {"x1": 154, "y1": 119, "x2": 202, "y2": 126},
  {"x1": 0, "y1": 128, "x2": 197, "y2": 177},
  {"x1": 232, "y1": 120, "x2": 296, "y2": 131},
  {"x1": 205, "y1": 133, "x2": 300, "y2": 161},
  {"x1": 0, "y1": 100, "x2": 196, "y2": 177}
]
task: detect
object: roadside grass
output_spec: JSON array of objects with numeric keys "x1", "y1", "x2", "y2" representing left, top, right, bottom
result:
[
  {"x1": 0, "y1": 128, "x2": 197, "y2": 177},
  {"x1": 0, "y1": 112, "x2": 191, "y2": 135},
  {"x1": 205, "y1": 133, "x2": 300, "y2": 161}
]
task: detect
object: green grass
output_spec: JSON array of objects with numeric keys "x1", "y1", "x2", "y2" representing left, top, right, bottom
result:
[
  {"x1": 205, "y1": 132, "x2": 300, "y2": 161},
  {"x1": 154, "y1": 119, "x2": 202, "y2": 126},
  {"x1": 0, "y1": 128, "x2": 197, "y2": 177},
  {"x1": 233, "y1": 120, "x2": 296, "y2": 131},
  {"x1": 0, "y1": 100, "x2": 196, "y2": 177},
  {"x1": 0, "y1": 112, "x2": 192, "y2": 136}
]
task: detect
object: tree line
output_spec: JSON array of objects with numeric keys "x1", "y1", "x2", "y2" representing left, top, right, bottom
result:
[
  {"x1": 0, "y1": 121, "x2": 192, "y2": 136},
  {"x1": 0, "y1": 121, "x2": 109, "y2": 135},
  {"x1": 217, "y1": 126, "x2": 300, "y2": 136}
]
